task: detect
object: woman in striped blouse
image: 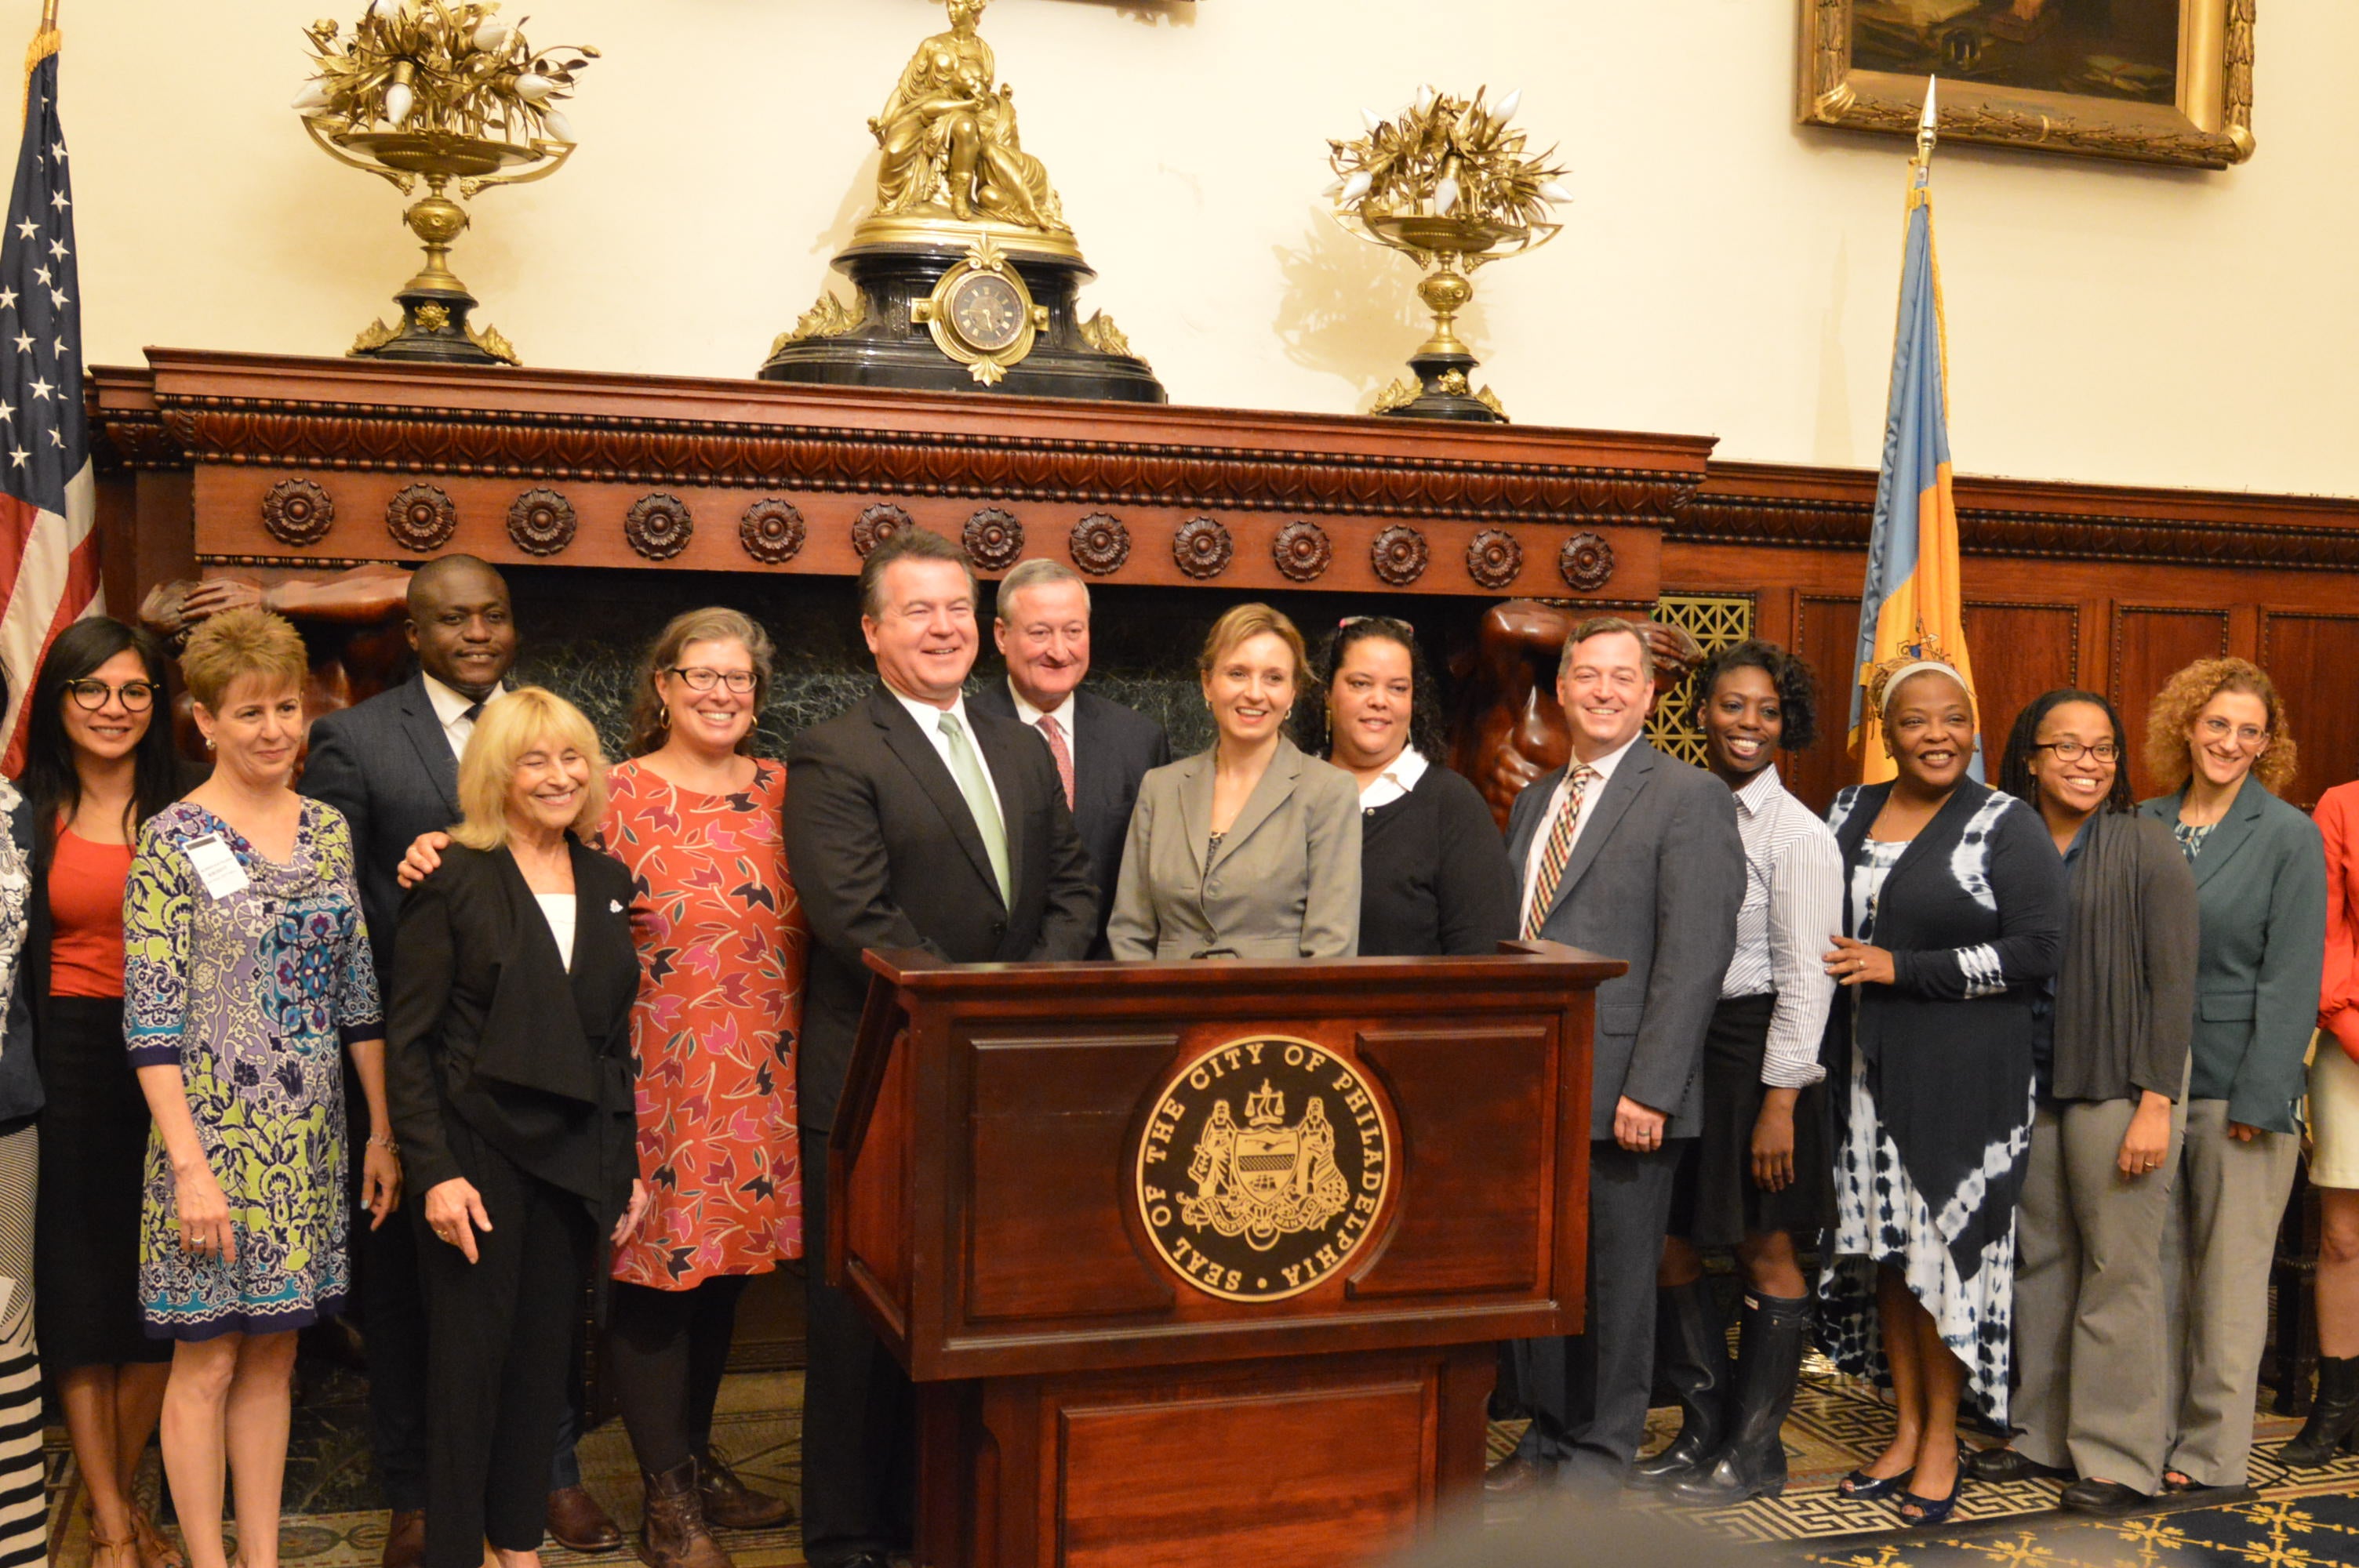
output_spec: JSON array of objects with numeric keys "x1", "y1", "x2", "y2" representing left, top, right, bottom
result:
[{"x1": 1631, "y1": 642, "x2": 1842, "y2": 1504}]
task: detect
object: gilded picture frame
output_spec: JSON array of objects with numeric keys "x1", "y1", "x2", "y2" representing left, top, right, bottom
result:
[{"x1": 1799, "y1": 0, "x2": 2254, "y2": 169}]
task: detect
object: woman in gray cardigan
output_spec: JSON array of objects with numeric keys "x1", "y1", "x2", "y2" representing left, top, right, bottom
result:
[
  {"x1": 1109, "y1": 604, "x2": 1360, "y2": 962},
  {"x1": 1969, "y1": 690, "x2": 2198, "y2": 1511},
  {"x1": 2135, "y1": 657, "x2": 2327, "y2": 1494}
]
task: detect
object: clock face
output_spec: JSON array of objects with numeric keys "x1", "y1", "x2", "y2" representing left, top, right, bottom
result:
[{"x1": 948, "y1": 272, "x2": 1027, "y2": 354}]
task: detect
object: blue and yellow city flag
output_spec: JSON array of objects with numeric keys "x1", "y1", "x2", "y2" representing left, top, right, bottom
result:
[{"x1": 1848, "y1": 124, "x2": 1979, "y2": 784}]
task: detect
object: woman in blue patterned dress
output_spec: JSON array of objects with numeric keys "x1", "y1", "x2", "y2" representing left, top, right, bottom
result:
[{"x1": 125, "y1": 609, "x2": 398, "y2": 1568}]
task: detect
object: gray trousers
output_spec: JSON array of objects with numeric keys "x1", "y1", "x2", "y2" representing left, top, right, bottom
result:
[
  {"x1": 1510, "y1": 1138, "x2": 1681, "y2": 1480},
  {"x1": 2011, "y1": 1095, "x2": 2185, "y2": 1492},
  {"x1": 2160, "y1": 1098, "x2": 2301, "y2": 1486}
]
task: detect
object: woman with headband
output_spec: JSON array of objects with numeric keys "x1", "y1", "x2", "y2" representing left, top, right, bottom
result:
[{"x1": 1816, "y1": 659, "x2": 2066, "y2": 1526}]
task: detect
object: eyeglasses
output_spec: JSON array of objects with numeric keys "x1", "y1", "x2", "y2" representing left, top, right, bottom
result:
[
  {"x1": 65, "y1": 679, "x2": 158, "y2": 712},
  {"x1": 2034, "y1": 740, "x2": 2121, "y2": 763},
  {"x1": 669, "y1": 666, "x2": 757, "y2": 695}
]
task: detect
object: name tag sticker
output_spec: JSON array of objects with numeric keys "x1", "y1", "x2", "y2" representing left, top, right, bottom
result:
[{"x1": 184, "y1": 833, "x2": 249, "y2": 901}]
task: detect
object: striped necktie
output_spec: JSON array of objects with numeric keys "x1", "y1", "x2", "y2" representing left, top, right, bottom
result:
[{"x1": 1521, "y1": 764, "x2": 1600, "y2": 940}]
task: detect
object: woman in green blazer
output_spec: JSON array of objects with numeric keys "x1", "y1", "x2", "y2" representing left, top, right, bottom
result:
[{"x1": 2136, "y1": 656, "x2": 2327, "y2": 1493}]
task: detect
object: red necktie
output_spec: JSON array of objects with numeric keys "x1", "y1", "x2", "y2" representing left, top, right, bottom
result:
[{"x1": 1038, "y1": 713, "x2": 1076, "y2": 811}]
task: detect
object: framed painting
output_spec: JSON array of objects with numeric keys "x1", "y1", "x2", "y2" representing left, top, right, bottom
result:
[{"x1": 1799, "y1": 0, "x2": 2254, "y2": 169}]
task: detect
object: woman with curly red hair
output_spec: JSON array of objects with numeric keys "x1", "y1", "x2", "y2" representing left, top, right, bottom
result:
[{"x1": 2135, "y1": 657, "x2": 2325, "y2": 1494}]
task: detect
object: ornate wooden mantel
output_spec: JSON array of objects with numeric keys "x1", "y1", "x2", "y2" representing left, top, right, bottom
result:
[{"x1": 88, "y1": 350, "x2": 1715, "y2": 604}]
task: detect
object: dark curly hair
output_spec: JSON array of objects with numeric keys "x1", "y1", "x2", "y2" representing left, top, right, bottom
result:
[
  {"x1": 1296, "y1": 615, "x2": 1444, "y2": 763},
  {"x1": 1997, "y1": 688, "x2": 2135, "y2": 816},
  {"x1": 1685, "y1": 640, "x2": 1820, "y2": 753}
]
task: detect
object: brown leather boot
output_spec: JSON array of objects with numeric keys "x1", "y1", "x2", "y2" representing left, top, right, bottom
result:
[
  {"x1": 638, "y1": 1458, "x2": 733, "y2": 1568},
  {"x1": 696, "y1": 1446, "x2": 793, "y2": 1530}
]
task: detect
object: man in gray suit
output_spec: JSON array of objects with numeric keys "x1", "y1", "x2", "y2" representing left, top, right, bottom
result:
[
  {"x1": 1488, "y1": 615, "x2": 1745, "y2": 1494},
  {"x1": 972, "y1": 557, "x2": 1170, "y2": 956}
]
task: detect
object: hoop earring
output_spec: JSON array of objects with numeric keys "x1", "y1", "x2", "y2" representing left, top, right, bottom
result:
[{"x1": 658, "y1": 702, "x2": 671, "y2": 729}]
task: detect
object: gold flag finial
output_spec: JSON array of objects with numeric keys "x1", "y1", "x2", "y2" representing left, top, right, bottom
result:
[{"x1": 1914, "y1": 76, "x2": 1939, "y2": 173}]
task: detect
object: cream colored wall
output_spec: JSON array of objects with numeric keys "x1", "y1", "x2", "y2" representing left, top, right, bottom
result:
[{"x1": 48, "y1": 0, "x2": 2359, "y2": 498}]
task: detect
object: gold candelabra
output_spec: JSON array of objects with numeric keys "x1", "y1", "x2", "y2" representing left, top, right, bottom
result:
[
  {"x1": 296, "y1": 0, "x2": 595, "y2": 365},
  {"x1": 1328, "y1": 86, "x2": 1568, "y2": 423}
]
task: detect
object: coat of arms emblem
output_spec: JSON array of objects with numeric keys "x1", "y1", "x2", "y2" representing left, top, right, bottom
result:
[{"x1": 1136, "y1": 1035, "x2": 1392, "y2": 1302}]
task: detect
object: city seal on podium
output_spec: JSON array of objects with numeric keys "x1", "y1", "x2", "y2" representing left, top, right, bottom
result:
[{"x1": 1136, "y1": 1036, "x2": 1393, "y2": 1302}]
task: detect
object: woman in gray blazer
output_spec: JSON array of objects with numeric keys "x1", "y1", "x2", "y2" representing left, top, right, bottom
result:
[
  {"x1": 2135, "y1": 657, "x2": 2327, "y2": 1494},
  {"x1": 1108, "y1": 604, "x2": 1361, "y2": 961}
]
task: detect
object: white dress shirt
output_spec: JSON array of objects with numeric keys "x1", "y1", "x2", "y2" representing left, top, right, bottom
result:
[
  {"x1": 891, "y1": 688, "x2": 1005, "y2": 822},
  {"x1": 1007, "y1": 681, "x2": 1076, "y2": 742},
  {"x1": 1358, "y1": 746, "x2": 1430, "y2": 808},
  {"x1": 421, "y1": 673, "x2": 502, "y2": 762},
  {"x1": 1721, "y1": 766, "x2": 1841, "y2": 1087},
  {"x1": 535, "y1": 891, "x2": 577, "y2": 973},
  {"x1": 1518, "y1": 732, "x2": 1641, "y2": 932}
]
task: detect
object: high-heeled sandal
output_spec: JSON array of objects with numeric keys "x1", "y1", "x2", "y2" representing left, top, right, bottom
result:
[
  {"x1": 89, "y1": 1528, "x2": 143, "y2": 1568},
  {"x1": 1837, "y1": 1465, "x2": 1914, "y2": 1501},
  {"x1": 1899, "y1": 1464, "x2": 1965, "y2": 1528},
  {"x1": 130, "y1": 1508, "x2": 188, "y2": 1568}
]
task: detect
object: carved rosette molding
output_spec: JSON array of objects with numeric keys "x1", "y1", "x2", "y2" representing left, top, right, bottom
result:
[
  {"x1": 1271, "y1": 520, "x2": 1332, "y2": 584},
  {"x1": 386, "y1": 484, "x2": 459, "y2": 553},
  {"x1": 740, "y1": 499, "x2": 806, "y2": 565},
  {"x1": 1558, "y1": 532, "x2": 1616, "y2": 593},
  {"x1": 1467, "y1": 530, "x2": 1523, "y2": 591},
  {"x1": 1172, "y1": 517, "x2": 1232, "y2": 580},
  {"x1": 624, "y1": 492, "x2": 694, "y2": 561},
  {"x1": 1370, "y1": 525, "x2": 1428, "y2": 587},
  {"x1": 261, "y1": 478, "x2": 334, "y2": 546},
  {"x1": 852, "y1": 503, "x2": 911, "y2": 558},
  {"x1": 1070, "y1": 514, "x2": 1130, "y2": 575},
  {"x1": 1675, "y1": 492, "x2": 2359, "y2": 574},
  {"x1": 132, "y1": 396, "x2": 1701, "y2": 530},
  {"x1": 507, "y1": 488, "x2": 577, "y2": 556},
  {"x1": 962, "y1": 507, "x2": 1024, "y2": 572}
]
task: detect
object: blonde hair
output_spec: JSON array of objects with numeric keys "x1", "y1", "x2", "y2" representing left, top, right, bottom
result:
[
  {"x1": 627, "y1": 607, "x2": 774, "y2": 758},
  {"x1": 2143, "y1": 656, "x2": 2297, "y2": 796},
  {"x1": 180, "y1": 607, "x2": 307, "y2": 710},
  {"x1": 1198, "y1": 602, "x2": 1309, "y2": 688},
  {"x1": 451, "y1": 687, "x2": 609, "y2": 850}
]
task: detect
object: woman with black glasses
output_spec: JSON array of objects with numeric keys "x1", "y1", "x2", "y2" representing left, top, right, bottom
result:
[{"x1": 24, "y1": 620, "x2": 192, "y2": 1568}]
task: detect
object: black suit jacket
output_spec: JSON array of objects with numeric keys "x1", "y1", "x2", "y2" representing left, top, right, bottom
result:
[
  {"x1": 300, "y1": 673, "x2": 466, "y2": 989},
  {"x1": 971, "y1": 680, "x2": 1169, "y2": 956},
  {"x1": 787, "y1": 684, "x2": 1097, "y2": 1134},
  {"x1": 384, "y1": 840, "x2": 642, "y2": 1225}
]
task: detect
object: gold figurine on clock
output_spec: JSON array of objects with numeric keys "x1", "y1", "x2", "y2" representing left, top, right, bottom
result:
[{"x1": 759, "y1": 0, "x2": 1161, "y2": 402}]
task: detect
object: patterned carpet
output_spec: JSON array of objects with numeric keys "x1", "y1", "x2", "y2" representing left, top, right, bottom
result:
[{"x1": 38, "y1": 1344, "x2": 2359, "y2": 1566}]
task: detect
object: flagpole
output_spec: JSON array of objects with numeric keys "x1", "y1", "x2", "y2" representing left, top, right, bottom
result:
[{"x1": 39, "y1": 2, "x2": 54, "y2": 31}]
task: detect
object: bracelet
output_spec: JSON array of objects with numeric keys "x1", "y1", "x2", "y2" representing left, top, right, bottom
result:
[{"x1": 367, "y1": 1133, "x2": 398, "y2": 1152}]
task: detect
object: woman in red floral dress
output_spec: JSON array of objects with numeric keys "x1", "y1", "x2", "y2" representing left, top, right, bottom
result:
[{"x1": 602, "y1": 608, "x2": 805, "y2": 1568}]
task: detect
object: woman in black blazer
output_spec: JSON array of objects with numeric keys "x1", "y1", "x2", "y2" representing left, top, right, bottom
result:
[{"x1": 387, "y1": 688, "x2": 647, "y2": 1568}]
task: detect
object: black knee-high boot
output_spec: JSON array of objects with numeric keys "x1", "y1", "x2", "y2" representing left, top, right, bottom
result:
[
  {"x1": 1630, "y1": 1279, "x2": 1730, "y2": 1488},
  {"x1": 1671, "y1": 1291, "x2": 1812, "y2": 1504},
  {"x1": 2280, "y1": 1356, "x2": 2359, "y2": 1467}
]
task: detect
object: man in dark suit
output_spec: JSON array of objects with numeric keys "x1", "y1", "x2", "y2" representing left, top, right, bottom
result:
[
  {"x1": 1488, "y1": 615, "x2": 1745, "y2": 1495},
  {"x1": 787, "y1": 528, "x2": 1097, "y2": 1568},
  {"x1": 972, "y1": 557, "x2": 1170, "y2": 955},
  {"x1": 302, "y1": 556, "x2": 623, "y2": 1565}
]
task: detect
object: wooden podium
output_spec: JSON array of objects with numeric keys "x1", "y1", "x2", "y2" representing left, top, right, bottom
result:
[{"x1": 831, "y1": 942, "x2": 1621, "y2": 1568}]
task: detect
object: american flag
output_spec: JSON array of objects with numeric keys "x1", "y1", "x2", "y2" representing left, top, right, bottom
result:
[{"x1": 0, "y1": 26, "x2": 98, "y2": 774}]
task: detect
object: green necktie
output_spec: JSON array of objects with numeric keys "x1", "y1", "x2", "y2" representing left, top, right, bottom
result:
[{"x1": 937, "y1": 710, "x2": 1012, "y2": 906}]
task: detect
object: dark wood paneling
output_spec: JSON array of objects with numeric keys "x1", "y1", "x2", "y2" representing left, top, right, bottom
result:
[
  {"x1": 965, "y1": 1035, "x2": 1177, "y2": 1323},
  {"x1": 2112, "y1": 607, "x2": 2233, "y2": 802},
  {"x1": 1787, "y1": 594, "x2": 1864, "y2": 815},
  {"x1": 1961, "y1": 601, "x2": 2081, "y2": 766},
  {"x1": 1054, "y1": 1365, "x2": 1432, "y2": 1567},
  {"x1": 1348, "y1": 1025, "x2": 1552, "y2": 1300},
  {"x1": 2262, "y1": 613, "x2": 2359, "y2": 808}
]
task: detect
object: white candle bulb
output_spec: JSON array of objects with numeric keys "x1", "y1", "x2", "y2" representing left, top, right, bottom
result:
[
  {"x1": 1537, "y1": 180, "x2": 1572, "y2": 205},
  {"x1": 514, "y1": 72, "x2": 556, "y2": 102},
  {"x1": 384, "y1": 81, "x2": 414, "y2": 125},
  {"x1": 1434, "y1": 176, "x2": 1459, "y2": 214},
  {"x1": 1339, "y1": 170, "x2": 1372, "y2": 205},
  {"x1": 473, "y1": 15, "x2": 511, "y2": 52},
  {"x1": 1360, "y1": 106, "x2": 1384, "y2": 133},
  {"x1": 540, "y1": 107, "x2": 574, "y2": 143},
  {"x1": 1496, "y1": 88, "x2": 1521, "y2": 119}
]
